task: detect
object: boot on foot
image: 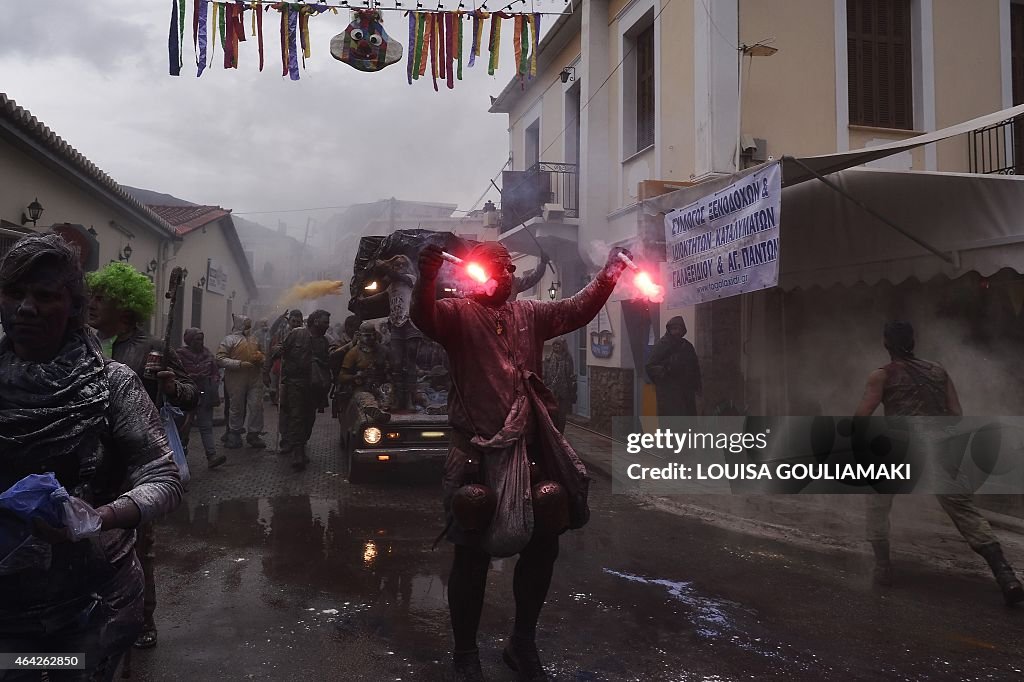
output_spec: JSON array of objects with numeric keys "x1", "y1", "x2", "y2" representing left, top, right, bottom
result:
[
  {"x1": 502, "y1": 634, "x2": 548, "y2": 681},
  {"x1": 978, "y1": 543, "x2": 1024, "y2": 606},
  {"x1": 449, "y1": 649, "x2": 486, "y2": 682},
  {"x1": 206, "y1": 451, "x2": 227, "y2": 469}
]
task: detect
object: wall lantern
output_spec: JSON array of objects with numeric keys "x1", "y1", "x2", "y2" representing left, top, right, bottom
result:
[
  {"x1": 21, "y1": 198, "x2": 44, "y2": 226},
  {"x1": 146, "y1": 259, "x2": 159, "y2": 275},
  {"x1": 118, "y1": 243, "x2": 133, "y2": 262},
  {"x1": 548, "y1": 281, "x2": 561, "y2": 300},
  {"x1": 559, "y1": 67, "x2": 575, "y2": 84}
]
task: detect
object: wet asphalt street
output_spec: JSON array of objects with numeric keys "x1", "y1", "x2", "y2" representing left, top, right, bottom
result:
[{"x1": 129, "y1": 408, "x2": 1024, "y2": 682}]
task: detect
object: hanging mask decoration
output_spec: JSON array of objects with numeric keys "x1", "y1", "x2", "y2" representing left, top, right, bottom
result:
[{"x1": 331, "y1": 10, "x2": 402, "y2": 72}]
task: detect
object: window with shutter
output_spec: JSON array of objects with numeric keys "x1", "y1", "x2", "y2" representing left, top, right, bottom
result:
[
  {"x1": 847, "y1": 0, "x2": 913, "y2": 130},
  {"x1": 636, "y1": 24, "x2": 655, "y2": 150}
]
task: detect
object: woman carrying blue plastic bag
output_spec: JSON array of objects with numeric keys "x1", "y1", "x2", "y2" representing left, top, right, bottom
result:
[{"x1": 0, "y1": 234, "x2": 183, "y2": 681}]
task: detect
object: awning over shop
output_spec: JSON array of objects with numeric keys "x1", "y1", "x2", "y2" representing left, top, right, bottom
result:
[
  {"x1": 642, "y1": 103, "x2": 1024, "y2": 291},
  {"x1": 779, "y1": 168, "x2": 1024, "y2": 289}
]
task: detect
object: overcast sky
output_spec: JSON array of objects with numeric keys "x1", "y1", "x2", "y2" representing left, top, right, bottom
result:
[{"x1": 0, "y1": 1, "x2": 568, "y2": 236}]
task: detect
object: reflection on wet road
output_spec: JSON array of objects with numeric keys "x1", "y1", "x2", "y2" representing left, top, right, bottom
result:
[{"x1": 127, "y1": 462, "x2": 1024, "y2": 682}]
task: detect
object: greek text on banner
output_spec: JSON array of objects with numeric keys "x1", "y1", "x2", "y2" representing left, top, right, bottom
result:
[{"x1": 664, "y1": 162, "x2": 781, "y2": 308}]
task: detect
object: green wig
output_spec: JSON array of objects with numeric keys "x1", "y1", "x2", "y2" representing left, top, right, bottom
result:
[{"x1": 85, "y1": 262, "x2": 156, "y2": 322}]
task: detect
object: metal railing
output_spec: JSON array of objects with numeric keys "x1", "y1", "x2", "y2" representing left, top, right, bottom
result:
[
  {"x1": 969, "y1": 116, "x2": 1022, "y2": 175},
  {"x1": 499, "y1": 162, "x2": 579, "y2": 232}
]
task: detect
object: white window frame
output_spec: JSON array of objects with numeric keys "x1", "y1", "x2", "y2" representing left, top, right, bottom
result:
[
  {"x1": 835, "y1": 0, "x2": 935, "y2": 168},
  {"x1": 619, "y1": 0, "x2": 657, "y2": 161}
]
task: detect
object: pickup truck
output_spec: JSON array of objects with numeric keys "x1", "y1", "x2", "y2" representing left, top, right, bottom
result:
[{"x1": 338, "y1": 229, "x2": 473, "y2": 482}]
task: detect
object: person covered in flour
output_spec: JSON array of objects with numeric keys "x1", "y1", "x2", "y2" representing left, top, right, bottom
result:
[{"x1": 411, "y1": 240, "x2": 630, "y2": 681}]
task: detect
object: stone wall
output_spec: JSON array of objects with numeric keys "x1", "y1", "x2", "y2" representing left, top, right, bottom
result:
[{"x1": 588, "y1": 366, "x2": 634, "y2": 435}]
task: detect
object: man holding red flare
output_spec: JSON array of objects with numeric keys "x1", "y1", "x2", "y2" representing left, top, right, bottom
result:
[{"x1": 412, "y1": 241, "x2": 632, "y2": 681}]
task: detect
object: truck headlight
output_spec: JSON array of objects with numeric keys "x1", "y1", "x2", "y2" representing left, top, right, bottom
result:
[{"x1": 363, "y1": 427, "x2": 382, "y2": 445}]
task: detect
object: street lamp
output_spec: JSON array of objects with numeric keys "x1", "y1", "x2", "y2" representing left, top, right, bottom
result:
[
  {"x1": 736, "y1": 40, "x2": 778, "y2": 171},
  {"x1": 21, "y1": 198, "x2": 44, "y2": 226},
  {"x1": 548, "y1": 281, "x2": 560, "y2": 300}
]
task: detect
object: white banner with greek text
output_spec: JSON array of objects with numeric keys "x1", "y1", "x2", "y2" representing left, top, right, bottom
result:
[{"x1": 664, "y1": 161, "x2": 781, "y2": 308}]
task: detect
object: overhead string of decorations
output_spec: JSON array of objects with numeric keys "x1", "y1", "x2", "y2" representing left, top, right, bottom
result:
[{"x1": 167, "y1": 0, "x2": 557, "y2": 87}]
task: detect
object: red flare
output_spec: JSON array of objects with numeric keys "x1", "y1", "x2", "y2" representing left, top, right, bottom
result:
[{"x1": 633, "y1": 271, "x2": 665, "y2": 302}]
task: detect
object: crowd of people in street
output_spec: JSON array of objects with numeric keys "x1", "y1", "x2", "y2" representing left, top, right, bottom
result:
[{"x1": 1, "y1": 229, "x2": 1022, "y2": 682}]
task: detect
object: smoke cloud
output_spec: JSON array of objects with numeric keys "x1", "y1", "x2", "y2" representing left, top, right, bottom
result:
[{"x1": 279, "y1": 280, "x2": 344, "y2": 307}]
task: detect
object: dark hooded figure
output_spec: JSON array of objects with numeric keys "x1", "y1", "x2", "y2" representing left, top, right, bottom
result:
[
  {"x1": 855, "y1": 321, "x2": 1024, "y2": 605},
  {"x1": 412, "y1": 240, "x2": 630, "y2": 681},
  {"x1": 0, "y1": 233, "x2": 183, "y2": 679},
  {"x1": 177, "y1": 328, "x2": 226, "y2": 470},
  {"x1": 645, "y1": 316, "x2": 702, "y2": 416}
]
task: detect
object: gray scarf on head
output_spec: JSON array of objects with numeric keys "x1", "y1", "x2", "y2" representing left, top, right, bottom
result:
[{"x1": 0, "y1": 329, "x2": 109, "y2": 476}]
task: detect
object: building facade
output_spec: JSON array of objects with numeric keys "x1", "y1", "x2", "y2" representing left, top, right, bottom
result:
[
  {"x1": 489, "y1": 0, "x2": 1021, "y2": 430},
  {"x1": 146, "y1": 205, "x2": 260, "y2": 347},
  {"x1": 0, "y1": 92, "x2": 180, "y2": 337}
]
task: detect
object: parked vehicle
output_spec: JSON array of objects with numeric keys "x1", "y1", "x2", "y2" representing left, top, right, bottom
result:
[{"x1": 338, "y1": 229, "x2": 476, "y2": 482}]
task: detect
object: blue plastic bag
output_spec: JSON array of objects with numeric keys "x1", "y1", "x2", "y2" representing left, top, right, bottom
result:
[
  {"x1": 0, "y1": 473, "x2": 63, "y2": 573},
  {"x1": 0, "y1": 473, "x2": 63, "y2": 528},
  {"x1": 160, "y1": 404, "x2": 191, "y2": 486}
]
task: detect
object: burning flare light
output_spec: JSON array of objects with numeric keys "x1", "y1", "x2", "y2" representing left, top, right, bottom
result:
[
  {"x1": 617, "y1": 253, "x2": 665, "y2": 302},
  {"x1": 279, "y1": 280, "x2": 344, "y2": 306},
  {"x1": 441, "y1": 251, "x2": 498, "y2": 295}
]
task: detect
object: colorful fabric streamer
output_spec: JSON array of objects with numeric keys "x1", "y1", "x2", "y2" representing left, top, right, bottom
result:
[
  {"x1": 512, "y1": 15, "x2": 523, "y2": 80},
  {"x1": 419, "y1": 12, "x2": 430, "y2": 77},
  {"x1": 428, "y1": 14, "x2": 438, "y2": 90},
  {"x1": 407, "y1": 12, "x2": 416, "y2": 84},
  {"x1": 530, "y1": 13, "x2": 540, "y2": 78},
  {"x1": 436, "y1": 12, "x2": 446, "y2": 81},
  {"x1": 456, "y1": 11, "x2": 464, "y2": 80},
  {"x1": 286, "y1": 6, "x2": 299, "y2": 79},
  {"x1": 196, "y1": 0, "x2": 209, "y2": 76},
  {"x1": 168, "y1": 0, "x2": 181, "y2": 76},
  {"x1": 487, "y1": 12, "x2": 504, "y2": 76},
  {"x1": 253, "y1": 1, "x2": 264, "y2": 72},
  {"x1": 218, "y1": 1, "x2": 227, "y2": 51}
]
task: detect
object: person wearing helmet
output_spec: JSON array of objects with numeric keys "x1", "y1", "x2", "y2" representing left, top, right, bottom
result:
[{"x1": 412, "y1": 241, "x2": 631, "y2": 681}]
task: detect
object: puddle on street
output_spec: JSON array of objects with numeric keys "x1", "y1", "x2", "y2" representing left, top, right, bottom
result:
[{"x1": 161, "y1": 494, "x2": 450, "y2": 659}]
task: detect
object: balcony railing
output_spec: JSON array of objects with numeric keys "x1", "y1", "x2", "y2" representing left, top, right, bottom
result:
[
  {"x1": 499, "y1": 162, "x2": 579, "y2": 232},
  {"x1": 969, "y1": 116, "x2": 1022, "y2": 175}
]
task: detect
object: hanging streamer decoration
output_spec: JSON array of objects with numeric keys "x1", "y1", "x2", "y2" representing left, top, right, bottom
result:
[
  {"x1": 172, "y1": 0, "x2": 558, "y2": 84},
  {"x1": 252, "y1": 1, "x2": 264, "y2": 71},
  {"x1": 169, "y1": 0, "x2": 182, "y2": 76},
  {"x1": 530, "y1": 13, "x2": 539, "y2": 78},
  {"x1": 195, "y1": 0, "x2": 209, "y2": 76},
  {"x1": 487, "y1": 11, "x2": 503, "y2": 76}
]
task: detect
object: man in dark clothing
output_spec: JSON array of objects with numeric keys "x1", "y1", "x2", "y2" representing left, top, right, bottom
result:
[
  {"x1": 854, "y1": 321, "x2": 1024, "y2": 605},
  {"x1": 645, "y1": 316, "x2": 702, "y2": 416},
  {"x1": 86, "y1": 262, "x2": 199, "y2": 650},
  {"x1": 412, "y1": 241, "x2": 629, "y2": 682},
  {"x1": 270, "y1": 309, "x2": 331, "y2": 471}
]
